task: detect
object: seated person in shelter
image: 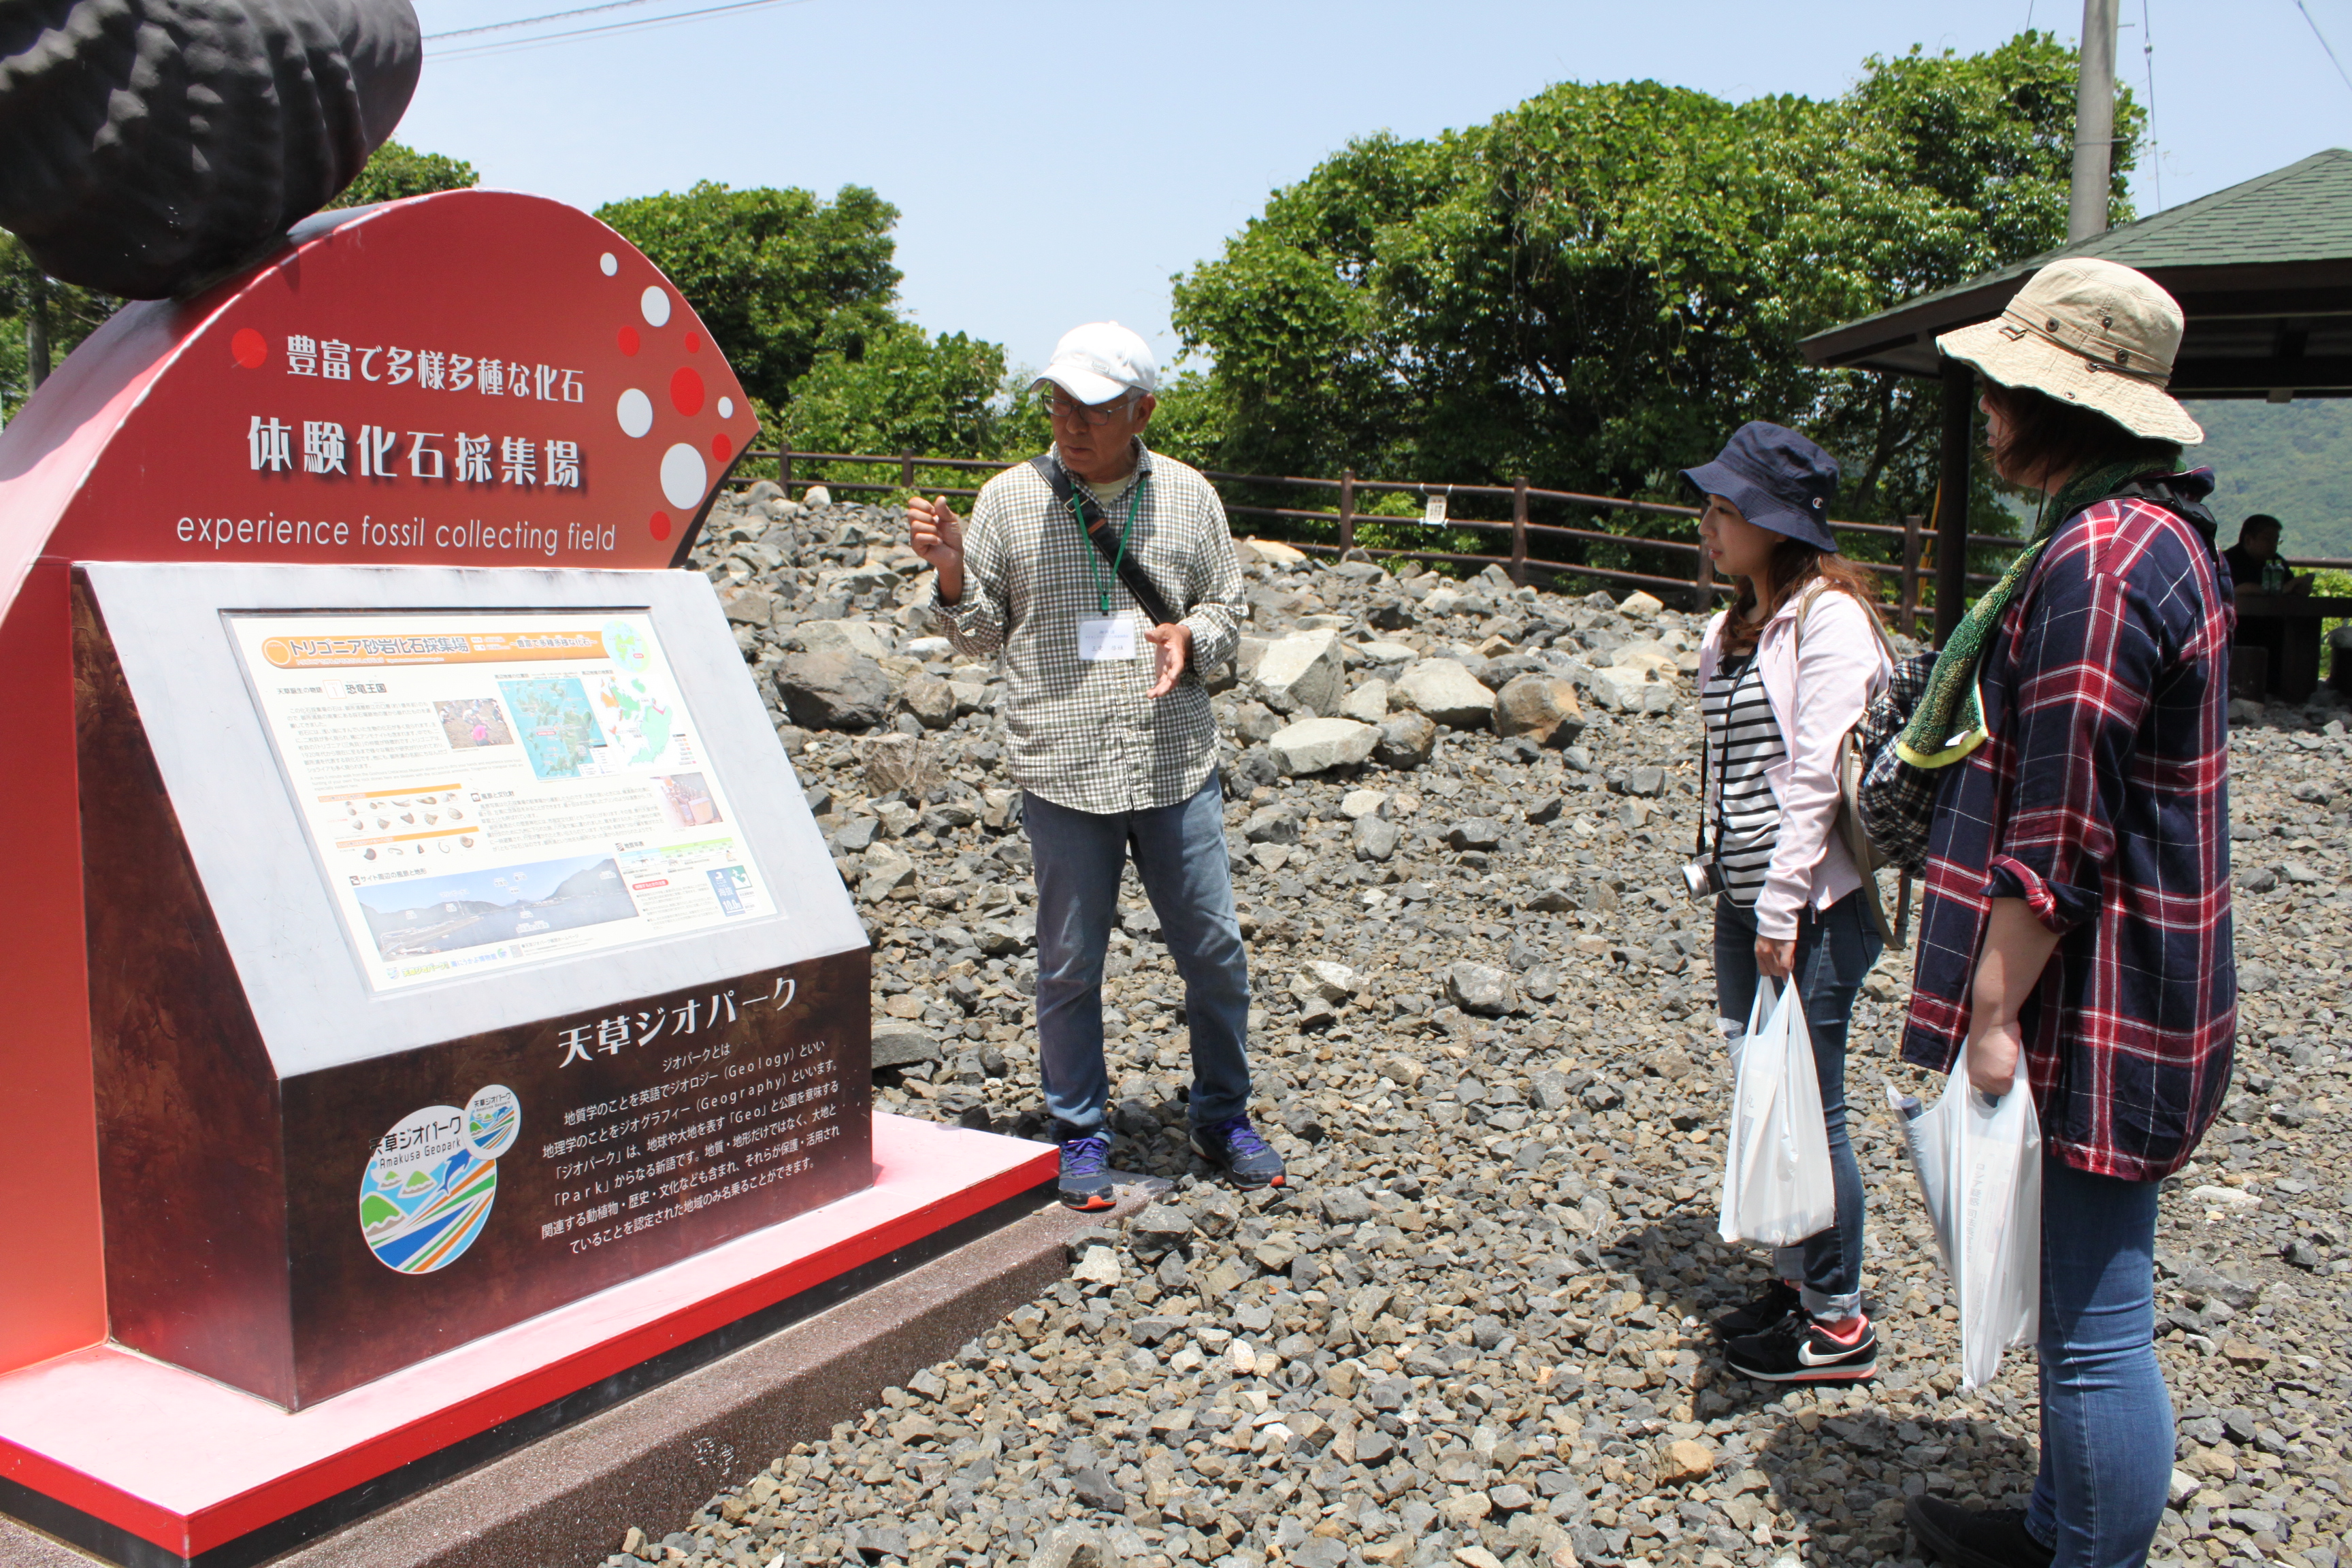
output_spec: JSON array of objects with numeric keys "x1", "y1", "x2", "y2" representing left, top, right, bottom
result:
[
  {"x1": 2225, "y1": 513, "x2": 2302, "y2": 694},
  {"x1": 2222, "y1": 512, "x2": 2306, "y2": 595}
]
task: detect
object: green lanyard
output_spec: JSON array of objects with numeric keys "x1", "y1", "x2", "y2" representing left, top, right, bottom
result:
[{"x1": 1072, "y1": 478, "x2": 1146, "y2": 616}]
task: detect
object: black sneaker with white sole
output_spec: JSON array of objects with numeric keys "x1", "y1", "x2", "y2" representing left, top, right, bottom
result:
[
  {"x1": 1724, "y1": 1311, "x2": 1876, "y2": 1383},
  {"x1": 1904, "y1": 1497, "x2": 2054, "y2": 1568},
  {"x1": 1710, "y1": 1279, "x2": 1802, "y2": 1341}
]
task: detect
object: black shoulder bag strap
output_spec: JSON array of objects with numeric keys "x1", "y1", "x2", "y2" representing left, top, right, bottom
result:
[{"x1": 1029, "y1": 454, "x2": 1180, "y2": 627}]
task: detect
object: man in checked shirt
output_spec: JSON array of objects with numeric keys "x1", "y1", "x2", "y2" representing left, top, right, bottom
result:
[{"x1": 906, "y1": 321, "x2": 1281, "y2": 1210}]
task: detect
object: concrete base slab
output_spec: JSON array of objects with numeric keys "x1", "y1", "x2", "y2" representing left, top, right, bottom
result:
[{"x1": 0, "y1": 1115, "x2": 1068, "y2": 1567}]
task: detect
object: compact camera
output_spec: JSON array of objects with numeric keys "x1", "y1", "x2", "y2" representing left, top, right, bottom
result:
[{"x1": 1680, "y1": 858, "x2": 1725, "y2": 901}]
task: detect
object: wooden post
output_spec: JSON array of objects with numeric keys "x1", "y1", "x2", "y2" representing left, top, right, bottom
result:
[
  {"x1": 780, "y1": 448, "x2": 794, "y2": 497},
  {"x1": 1510, "y1": 476, "x2": 1530, "y2": 585},
  {"x1": 1932, "y1": 360, "x2": 1976, "y2": 647},
  {"x1": 900, "y1": 451, "x2": 915, "y2": 492},
  {"x1": 1338, "y1": 468, "x2": 1356, "y2": 557},
  {"x1": 1899, "y1": 513, "x2": 1923, "y2": 638}
]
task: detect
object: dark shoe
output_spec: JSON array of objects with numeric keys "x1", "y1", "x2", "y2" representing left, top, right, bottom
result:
[
  {"x1": 1190, "y1": 1115, "x2": 1286, "y2": 1189},
  {"x1": 1904, "y1": 1497, "x2": 2053, "y2": 1568},
  {"x1": 1058, "y1": 1133, "x2": 1115, "y2": 1211},
  {"x1": 1724, "y1": 1311, "x2": 1876, "y2": 1383},
  {"x1": 1711, "y1": 1278, "x2": 1802, "y2": 1341}
]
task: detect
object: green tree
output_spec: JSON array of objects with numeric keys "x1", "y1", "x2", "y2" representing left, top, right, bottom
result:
[
  {"x1": 595, "y1": 182, "x2": 902, "y2": 410},
  {"x1": 1170, "y1": 31, "x2": 2140, "y2": 555},
  {"x1": 780, "y1": 324, "x2": 1022, "y2": 493},
  {"x1": 0, "y1": 230, "x2": 117, "y2": 422},
  {"x1": 325, "y1": 141, "x2": 480, "y2": 209}
]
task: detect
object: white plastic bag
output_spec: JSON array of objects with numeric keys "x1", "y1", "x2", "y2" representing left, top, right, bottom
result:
[
  {"x1": 1886, "y1": 1046, "x2": 2042, "y2": 1389},
  {"x1": 1717, "y1": 979, "x2": 1838, "y2": 1247}
]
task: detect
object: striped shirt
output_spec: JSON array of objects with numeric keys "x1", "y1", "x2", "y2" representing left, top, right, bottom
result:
[
  {"x1": 932, "y1": 443, "x2": 1245, "y2": 816},
  {"x1": 1701, "y1": 651, "x2": 1785, "y2": 906}
]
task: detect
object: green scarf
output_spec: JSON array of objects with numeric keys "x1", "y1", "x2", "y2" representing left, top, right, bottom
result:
[{"x1": 1895, "y1": 453, "x2": 2180, "y2": 768}]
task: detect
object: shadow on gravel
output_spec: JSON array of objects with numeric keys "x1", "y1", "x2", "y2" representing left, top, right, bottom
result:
[
  {"x1": 1750, "y1": 1408, "x2": 2036, "y2": 1565},
  {"x1": 1609, "y1": 1213, "x2": 1775, "y2": 1323}
]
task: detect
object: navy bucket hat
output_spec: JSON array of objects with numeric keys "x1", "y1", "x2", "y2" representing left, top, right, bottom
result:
[{"x1": 1680, "y1": 422, "x2": 1840, "y2": 553}]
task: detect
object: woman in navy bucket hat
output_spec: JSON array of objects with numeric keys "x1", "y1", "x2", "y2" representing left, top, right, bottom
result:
[{"x1": 1686, "y1": 421, "x2": 1895, "y2": 1384}]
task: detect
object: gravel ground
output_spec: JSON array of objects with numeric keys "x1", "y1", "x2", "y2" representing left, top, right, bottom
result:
[{"x1": 602, "y1": 489, "x2": 2352, "y2": 1568}]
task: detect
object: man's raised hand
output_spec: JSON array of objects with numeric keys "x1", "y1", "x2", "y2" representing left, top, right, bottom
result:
[{"x1": 907, "y1": 495, "x2": 964, "y2": 604}]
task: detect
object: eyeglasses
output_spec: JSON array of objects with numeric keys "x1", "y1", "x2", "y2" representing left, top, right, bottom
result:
[{"x1": 1042, "y1": 391, "x2": 1141, "y2": 426}]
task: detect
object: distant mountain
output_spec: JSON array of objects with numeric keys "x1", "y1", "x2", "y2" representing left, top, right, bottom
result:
[
  {"x1": 2186, "y1": 399, "x2": 2352, "y2": 561},
  {"x1": 551, "y1": 863, "x2": 625, "y2": 902},
  {"x1": 362, "y1": 898, "x2": 502, "y2": 937}
]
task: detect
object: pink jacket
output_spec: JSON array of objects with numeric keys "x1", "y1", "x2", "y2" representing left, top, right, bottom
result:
[{"x1": 1695, "y1": 587, "x2": 1891, "y2": 940}]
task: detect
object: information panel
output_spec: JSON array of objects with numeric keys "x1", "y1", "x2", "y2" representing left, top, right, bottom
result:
[{"x1": 228, "y1": 609, "x2": 774, "y2": 992}]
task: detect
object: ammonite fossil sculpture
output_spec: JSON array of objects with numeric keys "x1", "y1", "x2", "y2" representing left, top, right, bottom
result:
[{"x1": 0, "y1": 0, "x2": 421, "y2": 298}]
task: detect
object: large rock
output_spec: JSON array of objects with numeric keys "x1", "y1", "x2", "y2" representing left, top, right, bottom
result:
[
  {"x1": 1268, "y1": 716, "x2": 1377, "y2": 775},
  {"x1": 900, "y1": 672, "x2": 958, "y2": 730},
  {"x1": 859, "y1": 843, "x2": 918, "y2": 900},
  {"x1": 1446, "y1": 962, "x2": 1518, "y2": 1016},
  {"x1": 1243, "y1": 804, "x2": 1301, "y2": 845},
  {"x1": 1292, "y1": 961, "x2": 1363, "y2": 1004},
  {"x1": 779, "y1": 651, "x2": 892, "y2": 731},
  {"x1": 1341, "y1": 678, "x2": 1391, "y2": 724},
  {"x1": 1239, "y1": 537, "x2": 1309, "y2": 566},
  {"x1": 1373, "y1": 711, "x2": 1437, "y2": 769},
  {"x1": 1618, "y1": 590, "x2": 1666, "y2": 618},
  {"x1": 870, "y1": 1022, "x2": 941, "y2": 1069},
  {"x1": 1610, "y1": 640, "x2": 1682, "y2": 681},
  {"x1": 1588, "y1": 664, "x2": 1676, "y2": 715},
  {"x1": 792, "y1": 617, "x2": 892, "y2": 659},
  {"x1": 1254, "y1": 629, "x2": 1345, "y2": 715},
  {"x1": 718, "y1": 582, "x2": 778, "y2": 627},
  {"x1": 1352, "y1": 816, "x2": 1401, "y2": 862},
  {"x1": 1394, "y1": 658, "x2": 1494, "y2": 730},
  {"x1": 1492, "y1": 674, "x2": 1586, "y2": 747},
  {"x1": 857, "y1": 733, "x2": 940, "y2": 796}
]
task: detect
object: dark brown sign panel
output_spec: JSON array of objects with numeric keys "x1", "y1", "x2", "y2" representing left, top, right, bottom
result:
[{"x1": 279, "y1": 955, "x2": 871, "y2": 1402}]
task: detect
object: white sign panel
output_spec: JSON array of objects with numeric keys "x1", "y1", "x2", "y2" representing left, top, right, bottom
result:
[{"x1": 228, "y1": 608, "x2": 774, "y2": 992}]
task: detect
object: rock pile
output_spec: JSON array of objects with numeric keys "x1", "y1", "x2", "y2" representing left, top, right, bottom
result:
[{"x1": 612, "y1": 488, "x2": 2351, "y2": 1568}]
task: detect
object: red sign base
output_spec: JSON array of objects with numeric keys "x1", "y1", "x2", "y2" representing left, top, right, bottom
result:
[{"x1": 0, "y1": 1114, "x2": 1053, "y2": 1567}]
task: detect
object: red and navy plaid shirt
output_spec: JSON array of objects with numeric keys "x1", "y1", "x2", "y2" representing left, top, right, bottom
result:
[{"x1": 1901, "y1": 472, "x2": 2236, "y2": 1182}]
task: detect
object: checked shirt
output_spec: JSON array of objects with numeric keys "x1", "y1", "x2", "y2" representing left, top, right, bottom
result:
[
  {"x1": 933, "y1": 443, "x2": 1245, "y2": 816},
  {"x1": 1901, "y1": 473, "x2": 2237, "y2": 1181}
]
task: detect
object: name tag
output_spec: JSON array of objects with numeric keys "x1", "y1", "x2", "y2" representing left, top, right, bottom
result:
[{"x1": 1078, "y1": 616, "x2": 1138, "y2": 662}]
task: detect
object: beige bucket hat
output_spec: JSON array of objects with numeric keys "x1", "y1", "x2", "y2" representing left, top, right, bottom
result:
[{"x1": 1937, "y1": 255, "x2": 2204, "y2": 444}]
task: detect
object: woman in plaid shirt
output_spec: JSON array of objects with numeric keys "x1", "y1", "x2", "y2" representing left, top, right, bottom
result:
[{"x1": 1900, "y1": 259, "x2": 2236, "y2": 1568}]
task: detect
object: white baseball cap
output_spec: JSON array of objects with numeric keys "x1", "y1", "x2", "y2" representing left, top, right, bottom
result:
[{"x1": 1035, "y1": 321, "x2": 1158, "y2": 405}]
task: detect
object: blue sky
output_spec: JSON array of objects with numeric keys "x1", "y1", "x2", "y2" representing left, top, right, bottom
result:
[{"x1": 399, "y1": 0, "x2": 2352, "y2": 375}]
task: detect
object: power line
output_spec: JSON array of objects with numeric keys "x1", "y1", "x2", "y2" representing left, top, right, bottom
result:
[
  {"x1": 423, "y1": 1, "x2": 658, "y2": 43},
  {"x1": 425, "y1": 0, "x2": 809, "y2": 61},
  {"x1": 2296, "y1": 0, "x2": 2352, "y2": 95}
]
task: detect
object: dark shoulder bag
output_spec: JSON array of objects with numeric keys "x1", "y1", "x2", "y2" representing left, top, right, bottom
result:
[{"x1": 1852, "y1": 651, "x2": 1944, "y2": 877}]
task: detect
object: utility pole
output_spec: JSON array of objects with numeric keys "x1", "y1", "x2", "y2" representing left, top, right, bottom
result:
[{"x1": 2069, "y1": 0, "x2": 2119, "y2": 242}]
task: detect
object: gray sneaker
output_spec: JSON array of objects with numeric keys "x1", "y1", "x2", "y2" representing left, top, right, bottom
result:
[{"x1": 1190, "y1": 1115, "x2": 1286, "y2": 1189}]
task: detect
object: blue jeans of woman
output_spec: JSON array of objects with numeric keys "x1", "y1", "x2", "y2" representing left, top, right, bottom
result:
[
  {"x1": 1712, "y1": 890, "x2": 1879, "y2": 1319},
  {"x1": 2025, "y1": 1152, "x2": 2171, "y2": 1568}
]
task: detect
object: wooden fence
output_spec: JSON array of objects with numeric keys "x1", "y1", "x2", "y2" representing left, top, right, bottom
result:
[{"x1": 730, "y1": 448, "x2": 2348, "y2": 636}]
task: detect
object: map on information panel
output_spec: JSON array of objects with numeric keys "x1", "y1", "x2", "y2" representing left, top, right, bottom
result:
[{"x1": 227, "y1": 609, "x2": 774, "y2": 992}]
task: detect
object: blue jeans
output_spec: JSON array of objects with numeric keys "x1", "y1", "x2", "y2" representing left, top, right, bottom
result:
[
  {"x1": 1021, "y1": 774, "x2": 1252, "y2": 1139},
  {"x1": 2025, "y1": 1154, "x2": 2172, "y2": 1568},
  {"x1": 1713, "y1": 891, "x2": 1880, "y2": 1319}
]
